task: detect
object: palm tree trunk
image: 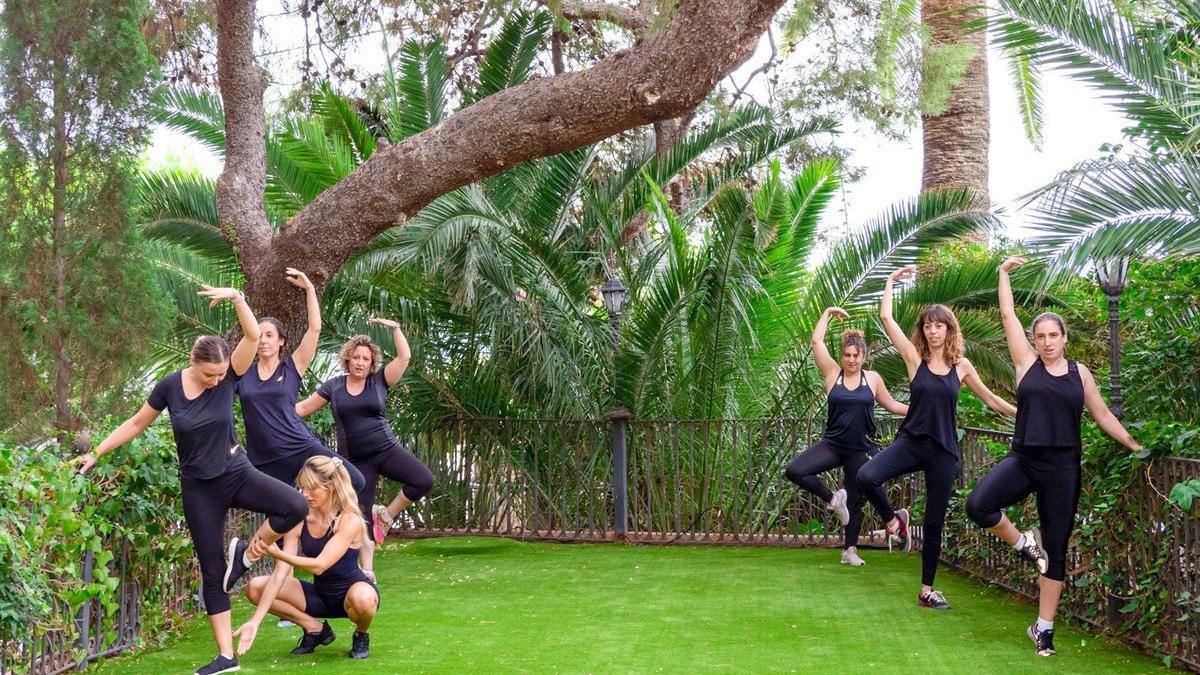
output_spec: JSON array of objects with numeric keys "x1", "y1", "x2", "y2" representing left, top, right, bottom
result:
[{"x1": 921, "y1": 0, "x2": 989, "y2": 207}]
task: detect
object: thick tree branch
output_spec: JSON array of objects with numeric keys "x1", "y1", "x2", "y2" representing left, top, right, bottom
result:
[
  {"x1": 214, "y1": 0, "x2": 270, "y2": 261},
  {"x1": 273, "y1": 0, "x2": 784, "y2": 281},
  {"x1": 540, "y1": 0, "x2": 650, "y2": 34}
]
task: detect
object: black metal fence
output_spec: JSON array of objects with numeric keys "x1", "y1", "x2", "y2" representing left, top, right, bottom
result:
[{"x1": 5, "y1": 417, "x2": 1196, "y2": 672}]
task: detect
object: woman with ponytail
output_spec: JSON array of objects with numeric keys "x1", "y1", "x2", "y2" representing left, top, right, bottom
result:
[
  {"x1": 234, "y1": 455, "x2": 380, "y2": 661},
  {"x1": 784, "y1": 306, "x2": 909, "y2": 566}
]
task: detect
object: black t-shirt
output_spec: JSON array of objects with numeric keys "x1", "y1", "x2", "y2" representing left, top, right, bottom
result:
[
  {"x1": 237, "y1": 357, "x2": 322, "y2": 464},
  {"x1": 316, "y1": 371, "x2": 399, "y2": 460},
  {"x1": 147, "y1": 366, "x2": 242, "y2": 479}
]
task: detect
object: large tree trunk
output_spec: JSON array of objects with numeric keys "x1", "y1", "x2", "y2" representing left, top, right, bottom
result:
[
  {"x1": 213, "y1": 0, "x2": 787, "y2": 329},
  {"x1": 921, "y1": 0, "x2": 989, "y2": 206}
]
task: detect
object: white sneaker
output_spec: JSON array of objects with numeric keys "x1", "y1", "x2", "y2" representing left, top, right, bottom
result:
[
  {"x1": 841, "y1": 546, "x2": 866, "y2": 566},
  {"x1": 826, "y1": 488, "x2": 850, "y2": 526}
]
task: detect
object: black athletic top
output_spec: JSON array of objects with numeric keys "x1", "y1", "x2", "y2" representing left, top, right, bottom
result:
[
  {"x1": 237, "y1": 357, "x2": 321, "y2": 464},
  {"x1": 316, "y1": 372, "x2": 399, "y2": 460},
  {"x1": 897, "y1": 361, "x2": 961, "y2": 456},
  {"x1": 824, "y1": 371, "x2": 877, "y2": 452},
  {"x1": 147, "y1": 367, "x2": 241, "y2": 480},
  {"x1": 301, "y1": 512, "x2": 370, "y2": 594},
  {"x1": 1013, "y1": 358, "x2": 1084, "y2": 452}
]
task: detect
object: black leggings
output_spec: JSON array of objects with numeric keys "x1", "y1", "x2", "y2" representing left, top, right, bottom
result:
[
  {"x1": 857, "y1": 433, "x2": 960, "y2": 587},
  {"x1": 784, "y1": 439, "x2": 884, "y2": 549},
  {"x1": 255, "y1": 441, "x2": 366, "y2": 494},
  {"x1": 181, "y1": 452, "x2": 308, "y2": 615},
  {"x1": 355, "y1": 443, "x2": 435, "y2": 542},
  {"x1": 965, "y1": 450, "x2": 1081, "y2": 581}
]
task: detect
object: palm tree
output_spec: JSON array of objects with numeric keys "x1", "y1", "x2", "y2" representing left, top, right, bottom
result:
[{"x1": 991, "y1": 0, "x2": 1200, "y2": 269}]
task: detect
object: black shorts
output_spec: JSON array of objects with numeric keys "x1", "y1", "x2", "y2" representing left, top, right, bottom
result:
[{"x1": 300, "y1": 579, "x2": 379, "y2": 619}]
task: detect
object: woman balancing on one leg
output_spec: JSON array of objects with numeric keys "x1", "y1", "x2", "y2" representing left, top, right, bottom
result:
[
  {"x1": 297, "y1": 319, "x2": 434, "y2": 578},
  {"x1": 70, "y1": 286, "x2": 308, "y2": 675},
  {"x1": 785, "y1": 306, "x2": 909, "y2": 566},
  {"x1": 225, "y1": 268, "x2": 366, "y2": 592},
  {"x1": 966, "y1": 256, "x2": 1143, "y2": 656},
  {"x1": 857, "y1": 267, "x2": 1017, "y2": 610},
  {"x1": 233, "y1": 456, "x2": 379, "y2": 660}
]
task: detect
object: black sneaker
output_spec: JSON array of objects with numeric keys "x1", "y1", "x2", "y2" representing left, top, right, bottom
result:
[
  {"x1": 222, "y1": 537, "x2": 251, "y2": 594},
  {"x1": 1028, "y1": 624, "x2": 1056, "y2": 656},
  {"x1": 291, "y1": 620, "x2": 336, "y2": 655},
  {"x1": 1017, "y1": 528, "x2": 1049, "y2": 576},
  {"x1": 348, "y1": 631, "x2": 370, "y2": 659},
  {"x1": 918, "y1": 589, "x2": 952, "y2": 610},
  {"x1": 194, "y1": 654, "x2": 240, "y2": 675}
]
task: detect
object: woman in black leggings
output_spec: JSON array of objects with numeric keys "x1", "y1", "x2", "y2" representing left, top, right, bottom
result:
[
  {"x1": 234, "y1": 455, "x2": 379, "y2": 660},
  {"x1": 785, "y1": 306, "x2": 908, "y2": 566},
  {"x1": 857, "y1": 267, "x2": 1016, "y2": 610},
  {"x1": 298, "y1": 319, "x2": 434, "y2": 578},
  {"x1": 966, "y1": 256, "x2": 1143, "y2": 656},
  {"x1": 72, "y1": 286, "x2": 308, "y2": 675}
]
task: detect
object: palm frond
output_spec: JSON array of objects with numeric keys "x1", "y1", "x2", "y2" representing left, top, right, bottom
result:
[{"x1": 472, "y1": 10, "x2": 552, "y2": 103}]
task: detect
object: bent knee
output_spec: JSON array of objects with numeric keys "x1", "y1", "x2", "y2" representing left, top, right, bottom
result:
[
  {"x1": 244, "y1": 575, "x2": 268, "y2": 601},
  {"x1": 403, "y1": 469, "x2": 434, "y2": 502},
  {"x1": 965, "y1": 491, "x2": 1000, "y2": 528},
  {"x1": 346, "y1": 583, "x2": 378, "y2": 611}
]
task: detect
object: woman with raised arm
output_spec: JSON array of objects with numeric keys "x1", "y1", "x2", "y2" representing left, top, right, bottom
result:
[
  {"x1": 296, "y1": 319, "x2": 434, "y2": 579},
  {"x1": 784, "y1": 307, "x2": 909, "y2": 566},
  {"x1": 233, "y1": 456, "x2": 379, "y2": 660},
  {"x1": 856, "y1": 267, "x2": 1017, "y2": 610},
  {"x1": 965, "y1": 256, "x2": 1143, "y2": 657},
  {"x1": 71, "y1": 286, "x2": 309, "y2": 675}
]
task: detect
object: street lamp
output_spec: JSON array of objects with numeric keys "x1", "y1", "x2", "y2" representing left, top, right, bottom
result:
[
  {"x1": 599, "y1": 276, "x2": 631, "y2": 539},
  {"x1": 1094, "y1": 256, "x2": 1129, "y2": 420}
]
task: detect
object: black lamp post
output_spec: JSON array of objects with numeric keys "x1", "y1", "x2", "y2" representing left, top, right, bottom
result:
[
  {"x1": 1095, "y1": 255, "x2": 1129, "y2": 626},
  {"x1": 1095, "y1": 256, "x2": 1129, "y2": 420},
  {"x1": 600, "y1": 277, "x2": 631, "y2": 539}
]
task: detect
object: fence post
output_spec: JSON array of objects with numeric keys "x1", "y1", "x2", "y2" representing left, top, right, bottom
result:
[
  {"x1": 610, "y1": 408, "x2": 632, "y2": 539},
  {"x1": 75, "y1": 548, "x2": 94, "y2": 670}
]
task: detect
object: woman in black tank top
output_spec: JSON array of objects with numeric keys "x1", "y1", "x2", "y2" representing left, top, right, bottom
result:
[
  {"x1": 966, "y1": 256, "x2": 1143, "y2": 657},
  {"x1": 784, "y1": 307, "x2": 908, "y2": 566},
  {"x1": 237, "y1": 455, "x2": 379, "y2": 661},
  {"x1": 857, "y1": 266, "x2": 1017, "y2": 610}
]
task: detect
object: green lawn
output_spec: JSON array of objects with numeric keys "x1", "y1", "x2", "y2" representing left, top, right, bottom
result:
[{"x1": 95, "y1": 537, "x2": 1168, "y2": 674}]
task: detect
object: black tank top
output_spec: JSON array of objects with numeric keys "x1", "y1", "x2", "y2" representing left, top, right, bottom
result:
[
  {"x1": 1013, "y1": 358, "x2": 1084, "y2": 450},
  {"x1": 301, "y1": 513, "x2": 369, "y2": 593},
  {"x1": 824, "y1": 371, "x2": 877, "y2": 452},
  {"x1": 898, "y1": 361, "x2": 961, "y2": 456}
]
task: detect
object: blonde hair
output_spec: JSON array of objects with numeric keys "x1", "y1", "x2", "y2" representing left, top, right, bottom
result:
[
  {"x1": 295, "y1": 455, "x2": 367, "y2": 546},
  {"x1": 339, "y1": 335, "x2": 382, "y2": 374},
  {"x1": 911, "y1": 304, "x2": 964, "y2": 364}
]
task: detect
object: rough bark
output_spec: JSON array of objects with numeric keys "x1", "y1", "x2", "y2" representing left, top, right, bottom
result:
[
  {"x1": 544, "y1": 0, "x2": 650, "y2": 33},
  {"x1": 921, "y1": 0, "x2": 989, "y2": 207},
  {"x1": 214, "y1": 0, "x2": 787, "y2": 325}
]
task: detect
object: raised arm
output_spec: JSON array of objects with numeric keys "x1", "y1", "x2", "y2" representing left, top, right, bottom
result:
[
  {"x1": 71, "y1": 403, "x2": 162, "y2": 474},
  {"x1": 868, "y1": 371, "x2": 909, "y2": 417},
  {"x1": 1079, "y1": 364, "x2": 1143, "y2": 453},
  {"x1": 256, "y1": 517, "x2": 360, "y2": 575},
  {"x1": 998, "y1": 256, "x2": 1037, "y2": 373},
  {"x1": 958, "y1": 358, "x2": 1017, "y2": 418},
  {"x1": 286, "y1": 268, "x2": 322, "y2": 376},
  {"x1": 296, "y1": 391, "x2": 329, "y2": 418},
  {"x1": 198, "y1": 285, "x2": 261, "y2": 376},
  {"x1": 369, "y1": 318, "x2": 411, "y2": 387},
  {"x1": 811, "y1": 307, "x2": 848, "y2": 381},
  {"x1": 881, "y1": 267, "x2": 921, "y2": 376},
  {"x1": 232, "y1": 526, "x2": 300, "y2": 655}
]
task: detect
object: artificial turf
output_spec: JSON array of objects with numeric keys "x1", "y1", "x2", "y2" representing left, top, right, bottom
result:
[{"x1": 94, "y1": 537, "x2": 1169, "y2": 674}]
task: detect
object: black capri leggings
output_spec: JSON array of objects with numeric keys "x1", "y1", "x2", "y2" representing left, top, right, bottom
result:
[
  {"x1": 181, "y1": 452, "x2": 308, "y2": 615},
  {"x1": 784, "y1": 439, "x2": 885, "y2": 549},
  {"x1": 255, "y1": 440, "x2": 366, "y2": 494},
  {"x1": 355, "y1": 443, "x2": 435, "y2": 542},
  {"x1": 857, "y1": 433, "x2": 960, "y2": 587},
  {"x1": 965, "y1": 449, "x2": 1081, "y2": 582}
]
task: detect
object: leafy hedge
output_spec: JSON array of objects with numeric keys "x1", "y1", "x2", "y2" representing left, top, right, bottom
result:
[{"x1": 0, "y1": 419, "x2": 195, "y2": 649}]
